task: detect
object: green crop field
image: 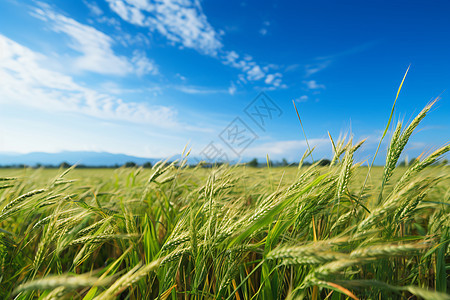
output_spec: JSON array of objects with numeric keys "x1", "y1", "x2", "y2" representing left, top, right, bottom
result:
[{"x1": 0, "y1": 102, "x2": 449, "y2": 300}]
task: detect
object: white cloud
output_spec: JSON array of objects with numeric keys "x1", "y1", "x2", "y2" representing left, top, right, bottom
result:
[
  {"x1": 131, "y1": 50, "x2": 158, "y2": 76},
  {"x1": 304, "y1": 42, "x2": 378, "y2": 77},
  {"x1": 32, "y1": 4, "x2": 132, "y2": 75},
  {"x1": 284, "y1": 64, "x2": 299, "y2": 72},
  {"x1": 238, "y1": 74, "x2": 247, "y2": 84},
  {"x1": 304, "y1": 80, "x2": 325, "y2": 90},
  {"x1": 265, "y1": 73, "x2": 282, "y2": 86},
  {"x1": 99, "y1": 81, "x2": 149, "y2": 95},
  {"x1": 0, "y1": 34, "x2": 177, "y2": 127},
  {"x1": 228, "y1": 82, "x2": 236, "y2": 95},
  {"x1": 263, "y1": 64, "x2": 279, "y2": 72},
  {"x1": 246, "y1": 139, "x2": 329, "y2": 160},
  {"x1": 305, "y1": 61, "x2": 331, "y2": 77},
  {"x1": 223, "y1": 50, "x2": 245, "y2": 69},
  {"x1": 222, "y1": 50, "x2": 282, "y2": 85},
  {"x1": 107, "y1": 0, "x2": 147, "y2": 25},
  {"x1": 97, "y1": 15, "x2": 122, "y2": 28},
  {"x1": 296, "y1": 95, "x2": 308, "y2": 102},
  {"x1": 118, "y1": 32, "x2": 151, "y2": 47},
  {"x1": 174, "y1": 85, "x2": 227, "y2": 95},
  {"x1": 106, "y1": 0, "x2": 223, "y2": 55},
  {"x1": 176, "y1": 73, "x2": 186, "y2": 81},
  {"x1": 32, "y1": 4, "x2": 157, "y2": 77},
  {"x1": 247, "y1": 65, "x2": 265, "y2": 81},
  {"x1": 83, "y1": 0, "x2": 103, "y2": 16},
  {"x1": 259, "y1": 21, "x2": 270, "y2": 36},
  {"x1": 105, "y1": 0, "x2": 284, "y2": 88}
]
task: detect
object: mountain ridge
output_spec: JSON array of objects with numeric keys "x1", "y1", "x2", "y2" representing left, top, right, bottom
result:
[{"x1": 0, "y1": 151, "x2": 164, "y2": 166}]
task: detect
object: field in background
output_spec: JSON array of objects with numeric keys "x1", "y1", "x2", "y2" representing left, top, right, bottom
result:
[
  {"x1": 0, "y1": 158, "x2": 449, "y2": 299},
  {"x1": 0, "y1": 99, "x2": 449, "y2": 299},
  {"x1": 0, "y1": 165, "x2": 394, "y2": 193}
]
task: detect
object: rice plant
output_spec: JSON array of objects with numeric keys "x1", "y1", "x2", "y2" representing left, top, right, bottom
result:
[{"x1": 0, "y1": 99, "x2": 448, "y2": 299}]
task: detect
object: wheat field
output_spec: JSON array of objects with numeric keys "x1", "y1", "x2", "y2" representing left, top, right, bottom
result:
[{"x1": 0, "y1": 101, "x2": 449, "y2": 299}]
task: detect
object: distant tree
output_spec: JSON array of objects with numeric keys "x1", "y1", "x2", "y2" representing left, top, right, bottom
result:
[
  {"x1": 318, "y1": 159, "x2": 331, "y2": 166},
  {"x1": 281, "y1": 158, "x2": 289, "y2": 166},
  {"x1": 60, "y1": 162, "x2": 71, "y2": 168},
  {"x1": 248, "y1": 158, "x2": 258, "y2": 167},
  {"x1": 194, "y1": 161, "x2": 205, "y2": 168},
  {"x1": 124, "y1": 161, "x2": 137, "y2": 168},
  {"x1": 143, "y1": 162, "x2": 153, "y2": 168},
  {"x1": 430, "y1": 158, "x2": 449, "y2": 166},
  {"x1": 409, "y1": 157, "x2": 419, "y2": 166}
]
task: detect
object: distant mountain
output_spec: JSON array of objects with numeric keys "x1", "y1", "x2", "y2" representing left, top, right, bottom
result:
[
  {"x1": 0, "y1": 151, "x2": 281, "y2": 167},
  {"x1": 0, "y1": 151, "x2": 164, "y2": 167}
]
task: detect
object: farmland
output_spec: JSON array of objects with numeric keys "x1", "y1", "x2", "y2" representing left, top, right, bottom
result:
[
  {"x1": 0, "y1": 105, "x2": 449, "y2": 299},
  {"x1": 2, "y1": 0, "x2": 450, "y2": 299}
]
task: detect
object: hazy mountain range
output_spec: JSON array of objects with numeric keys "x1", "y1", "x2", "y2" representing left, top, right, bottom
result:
[
  {"x1": 0, "y1": 151, "x2": 164, "y2": 166},
  {"x1": 0, "y1": 151, "x2": 295, "y2": 167}
]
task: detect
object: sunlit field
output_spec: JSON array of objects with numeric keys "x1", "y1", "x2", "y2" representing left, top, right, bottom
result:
[
  {"x1": 0, "y1": 102, "x2": 449, "y2": 300},
  {"x1": 2, "y1": 0, "x2": 450, "y2": 299}
]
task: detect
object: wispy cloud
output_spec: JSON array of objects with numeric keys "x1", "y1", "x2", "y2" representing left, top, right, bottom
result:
[
  {"x1": 246, "y1": 139, "x2": 330, "y2": 160},
  {"x1": 259, "y1": 21, "x2": 270, "y2": 36},
  {"x1": 105, "y1": 0, "x2": 284, "y2": 88},
  {"x1": 296, "y1": 95, "x2": 308, "y2": 102},
  {"x1": 0, "y1": 34, "x2": 177, "y2": 127},
  {"x1": 247, "y1": 65, "x2": 265, "y2": 80},
  {"x1": 175, "y1": 73, "x2": 186, "y2": 81},
  {"x1": 305, "y1": 60, "x2": 331, "y2": 77},
  {"x1": 99, "y1": 81, "x2": 151, "y2": 95},
  {"x1": 174, "y1": 85, "x2": 228, "y2": 95},
  {"x1": 316, "y1": 41, "x2": 380, "y2": 61},
  {"x1": 228, "y1": 82, "x2": 237, "y2": 95},
  {"x1": 95, "y1": 15, "x2": 122, "y2": 28},
  {"x1": 222, "y1": 50, "x2": 282, "y2": 87},
  {"x1": 106, "y1": 0, "x2": 223, "y2": 56},
  {"x1": 304, "y1": 41, "x2": 379, "y2": 77},
  {"x1": 32, "y1": 3, "x2": 156, "y2": 77},
  {"x1": 131, "y1": 50, "x2": 158, "y2": 76},
  {"x1": 264, "y1": 73, "x2": 282, "y2": 87},
  {"x1": 285, "y1": 64, "x2": 300, "y2": 72},
  {"x1": 222, "y1": 51, "x2": 265, "y2": 82},
  {"x1": 303, "y1": 80, "x2": 325, "y2": 90},
  {"x1": 83, "y1": 0, "x2": 103, "y2": 16}
]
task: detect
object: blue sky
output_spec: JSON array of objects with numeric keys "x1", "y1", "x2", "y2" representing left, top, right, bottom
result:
[{"x1": 0, "y1": 0, "x2": 449, "y2": 164}]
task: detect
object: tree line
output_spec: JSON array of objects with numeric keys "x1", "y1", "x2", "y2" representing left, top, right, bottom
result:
[
  {"x1": 0, "y1": 161, "x2": 154, "y2": 169},
  {"x1": 0, "y1": 157, "x2": 446, "y2": 169}
]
